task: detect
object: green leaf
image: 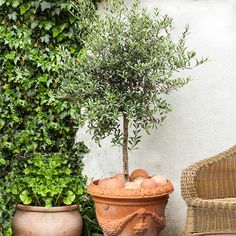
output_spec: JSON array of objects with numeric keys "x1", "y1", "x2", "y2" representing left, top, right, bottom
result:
[
  {"x1": 11, "y1": 0, "x2": 21, "y2": 8},
  {"x1": 63, "y1": 190, "x2": 75, "y2": 205},
  {"x1": 20, "y1": 3, "x2": 31, "y2": 15},
  {"x1": 40, "y1": 1, "x2": 51, "y2": 11},
  {"x1": 52, "y1": 8, "x2": 61, "y2": 16},
  {"x1": 45, "y1": 198, "x2": 52, "y2": 208},
  {"x1": 44, "y1": 22, "x2": 53, "y2": 31},
  {"x1": 40, "y1": 34, "x2": 50, "y2": 44},
  {"x1": 69, "y1": 16, "x2": 76, "y2": 24},
  {"x1": 19, "y1": 190, "x2": 32, "y2": 205},
  {"x1": 5, "y1": 51, "x2": 16, "y2": 60},
  {"x1": 0, "y1": 156, "x2": 6, "y2": 166},
  {"x1": 31, "y1": 21, "x2": 38, "y2": 29},
  {"x1": 52, "y1": 23, "x2": 67, "y2": 38},
  {"x1": 0, "y1": 0, "x2": 6, "y2": 6},
  {"x1": 8, "y1": 12, "x2": 17, "y2": 21}
]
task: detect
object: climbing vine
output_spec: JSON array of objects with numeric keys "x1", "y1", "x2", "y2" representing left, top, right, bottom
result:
[{"x1": 0, "y1": 0, "x2": 100, "y2": 235}]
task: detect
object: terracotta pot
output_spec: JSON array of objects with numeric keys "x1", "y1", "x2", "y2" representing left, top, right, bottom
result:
[
  {"x1": 88, "y1": 179, "x2": 174, "y2": 236},
  {"x1": 13, "y1": 204, "x2": 83, "y2": 236}
]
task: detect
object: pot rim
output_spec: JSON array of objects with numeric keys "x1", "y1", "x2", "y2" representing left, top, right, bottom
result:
[
  {"x1": 16, "y1": 204, "x2": 79, "y2": 213},
  {"x1": 87, "y1": 179, "x2": 174, "y2": 199}
]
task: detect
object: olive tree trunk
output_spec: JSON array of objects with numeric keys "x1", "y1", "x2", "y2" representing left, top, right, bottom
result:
[{"x1": 123, "y1": 115, "x2": 129, "y2": 181}]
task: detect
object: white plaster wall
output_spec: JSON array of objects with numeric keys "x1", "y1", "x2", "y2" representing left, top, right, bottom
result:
[{"x1": 77, "y1": 0, "x2": 236, "y2": 235}]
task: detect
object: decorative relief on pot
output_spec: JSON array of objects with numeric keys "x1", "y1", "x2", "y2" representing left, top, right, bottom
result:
[
  {"x1": 133, "y1": 222, "x2": 148, "y2": 235},
  {"x1": 97, "y1": 208, "x2": 166, "y2": 236}
]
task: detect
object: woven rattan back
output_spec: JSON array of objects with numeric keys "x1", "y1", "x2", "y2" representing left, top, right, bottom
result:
[{"x1": 195, "y1": 148, "x2": 236, "y2": 199}]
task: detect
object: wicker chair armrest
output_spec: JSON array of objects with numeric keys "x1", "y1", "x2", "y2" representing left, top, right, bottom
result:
[
  {"x1": 181, "y1": 145, "x2": 236, "y2": 204},
  {"x1": 181, "y1": 164, "x2": 203, "y2": 205}
]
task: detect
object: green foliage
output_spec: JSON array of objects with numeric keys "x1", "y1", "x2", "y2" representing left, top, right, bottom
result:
[
  {"x1": 0, "y1": 0, "x2": 97, "y2": 45},
  {"x1": 0, "y1": 0, "x2": 101, "y2": 235},
  {"x1": 8, "y1": 149, "x2": 88, "y2": 208},
  {"x1": 59, "y1": 0, "x2": 207, "y2": 149},
  {"x1": 80, "y1": 195, "x2": 103, "y2": 236},
  {"x1": 0, "y1": 144, "x2": 103, "y2": 236}
]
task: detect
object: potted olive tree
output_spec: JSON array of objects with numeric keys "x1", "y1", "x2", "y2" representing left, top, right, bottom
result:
[{"x1": 59, "y1": 1, "x2": 206, "y2": 235}]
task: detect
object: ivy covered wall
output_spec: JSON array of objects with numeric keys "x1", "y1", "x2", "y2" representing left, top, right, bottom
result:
[{"x1": 0, "y1": 0, "x2": 98, "y2": 234}]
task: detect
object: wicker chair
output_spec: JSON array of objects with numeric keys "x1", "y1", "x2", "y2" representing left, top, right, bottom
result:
[{"x1": 181, "y1": 145, "x2": 236, "y2": 235}]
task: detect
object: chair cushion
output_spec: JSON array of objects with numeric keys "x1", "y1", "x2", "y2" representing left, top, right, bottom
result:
[
  {"x1": 191, "y1": 197, "x2": 236, "y2": 209},
  {"x1": 190, "y1": 198, "x2": 236, "y2": 233}
]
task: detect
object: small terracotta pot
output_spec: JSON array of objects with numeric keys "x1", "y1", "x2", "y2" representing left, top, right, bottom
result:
[
  {"x1": 13, "y1": 204, "x2": 83, "y2": 236},
  {"x1": 88, "y1": 179, "x2": 174, "y2": 236}
]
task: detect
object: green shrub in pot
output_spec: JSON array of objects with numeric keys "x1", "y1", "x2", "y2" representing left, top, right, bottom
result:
[
  {"x1": 9, "y1": 148, "x2": 86, "y2": 235},
  {"x1": 8, "y1": 150, "x2": 87, "y2": 208},
  {"x1": 1, "y1": 144, "x2": 102, "y2": 236},
  {"x1": 6, "y1": 145, "x2": 102, "y2": 235}
]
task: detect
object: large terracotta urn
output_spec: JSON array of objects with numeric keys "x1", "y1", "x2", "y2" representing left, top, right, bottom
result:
[
  {"x1": 13, "y1": 204, "x2": 83, "y2": 236},
  {"x1": 88, "y1": 180, "x2": 174, "y2": 236}
]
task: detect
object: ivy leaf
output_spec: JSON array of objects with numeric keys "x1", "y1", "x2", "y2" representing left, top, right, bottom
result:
[
  {"x1": 52, "y1": 8, "x2": 61, "y2": 16},
  {"x1": 69, "y1": 16, "x2": 76, "y2": 24},
  {"x1": 20, "y1": 3, "x2": 31, "y2": 15},
  {"x1": 38, "y1": 74, "x2": 48, "y2": 82},
  {"x1": 19, "y1": 190, "x2": 32, "y2": 205},
  {"x1": 63, "y1": 190, "x2": 75, "y2": 205},
  {"x1": 4, "y1": 51, "x2": 16, "y2": 60},
  {"x1": 31, "y1": 21, "x2": 38, "y2": 29},
  {"x1": 40, "y1": 1, "x2": 51, "y2": 11},
  {"x1": 0, "y1": 156, "x2": 6, "y2": 166},
  {"x1": 0, "y1": 0, "x2": 6, "y2": 6},
  {"x1": 11, "y1": 0, "x2": 22, "y2": 8},
  {"x1": 40, "y1": 34, "x2": 50, "y2": 44},
  {"x1": 52, "y1": 23, "x2": 67, "y2": 38},
  {"x1": 44, "y1": 22, "x2": 53, "y2": 31},
  {"x1": 8, "y1": 12, "x2": 17, "y2": 21}
]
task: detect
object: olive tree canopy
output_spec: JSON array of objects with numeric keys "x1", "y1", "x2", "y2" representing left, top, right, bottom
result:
[{"x1": 59, "y1": 0, "x2": 207, "y2": 177}]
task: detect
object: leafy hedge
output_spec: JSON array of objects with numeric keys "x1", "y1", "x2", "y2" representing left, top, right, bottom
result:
[{"x1": 0, "y1": 0, "x2": 101, "y2": 235}]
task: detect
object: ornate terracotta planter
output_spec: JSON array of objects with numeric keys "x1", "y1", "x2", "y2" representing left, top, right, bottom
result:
[
  {"x1": 88, "y1": 180, "x2": 174, "y2": 236},
  {"x1": 13, "y1": 204, "x2": 83, "y2": 236}
]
